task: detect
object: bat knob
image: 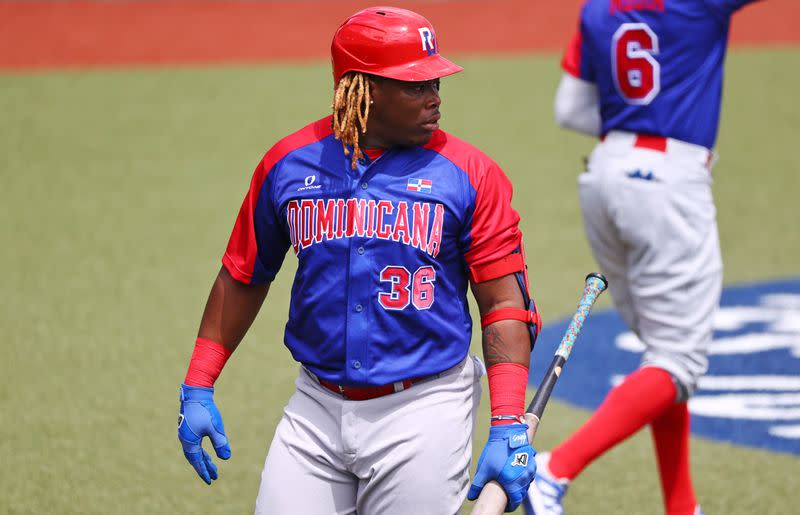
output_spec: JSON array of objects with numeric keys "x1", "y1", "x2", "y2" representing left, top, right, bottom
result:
[{"x1": 585, "y1": 272, "x2": 608, "y2": 290}]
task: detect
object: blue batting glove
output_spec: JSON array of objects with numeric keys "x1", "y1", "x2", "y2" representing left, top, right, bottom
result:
[
  {"x1": 178, "y1": 384, "x2": 231, "y2": 484},
  {"x1": 467, "y1": 423, "x2": 537, "y2": 512}
]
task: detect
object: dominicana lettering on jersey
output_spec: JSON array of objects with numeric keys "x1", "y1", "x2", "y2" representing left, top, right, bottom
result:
[{"x1": 285, "y1": 198, "x2": 445, "y2": 257}]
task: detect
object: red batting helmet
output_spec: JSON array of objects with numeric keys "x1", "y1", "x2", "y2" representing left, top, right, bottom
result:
[{"x1": 331, "y1": 6, "x2": 463, "y2": 85}]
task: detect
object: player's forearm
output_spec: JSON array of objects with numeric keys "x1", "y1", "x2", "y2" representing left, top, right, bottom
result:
[
  {"x1": 197, "y1": 265, "x2": 271, "y2": 352},
  {"x1": 482, "y1": 320, "x2": 531, "y2": 426},
  {"x1": 481, "y1": 321, "x2": 531, "y2": 369},
  {"x1": 471, "y1": 273, "x2": 533, "y2": 428},
  {"x1": 471, "y1": 274, "x2": 531, "y2": 368},
  {"x1": 183, "y1": 266, "x2": 270, "y2": 388}
]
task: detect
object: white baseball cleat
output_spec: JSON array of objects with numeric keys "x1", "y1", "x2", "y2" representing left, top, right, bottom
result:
[{"x1": 523, "y1": 452, "x2": 570, "y2": 515}]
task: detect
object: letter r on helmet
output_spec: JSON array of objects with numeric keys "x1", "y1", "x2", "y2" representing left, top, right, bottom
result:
[{"x1": 418, "y1": 28, "x2": 436, "y2": 55}]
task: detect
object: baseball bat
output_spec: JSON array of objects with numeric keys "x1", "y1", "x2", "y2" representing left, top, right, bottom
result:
[{"x1": 469, "y1": 273, "x2": 608, "y2": 515}]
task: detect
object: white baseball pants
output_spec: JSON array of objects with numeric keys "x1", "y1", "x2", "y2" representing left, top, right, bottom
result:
[
  {"x1": 578, "y1": 131, "x2": 722, "y2": 398},
  {"x1": 254, "y1": 355, "x2": 484, "y2": 514}
]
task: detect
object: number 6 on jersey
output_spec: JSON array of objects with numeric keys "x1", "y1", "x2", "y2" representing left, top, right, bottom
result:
[{"x1": 612, "y1": 22, "x2": 660, "y2": 105}]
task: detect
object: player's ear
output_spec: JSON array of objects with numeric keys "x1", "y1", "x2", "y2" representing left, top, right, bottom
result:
[{"x1": 367, "y1": 75, "x2": 383, "y2": 106}]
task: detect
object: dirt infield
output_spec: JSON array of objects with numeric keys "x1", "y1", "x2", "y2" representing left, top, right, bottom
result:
[{"x1": 0, "y1": 0, "x2": 796, "y2": 70}]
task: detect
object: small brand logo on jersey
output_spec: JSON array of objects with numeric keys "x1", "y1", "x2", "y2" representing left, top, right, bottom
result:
[
  {"x1": 178, "y1": 414, "x2": 184, "y2": 427},
  {"x1": 511, "y1": 452, "x2": 529, "y2": 467},
  {"x1": 298, "y1": 175, "x2": 322, "y2": 191},
  {"x1": 407, "y1": 178, "x2": 432, "y2": 193},
  {"x1": 418, "y1": 27, "x2": 437, "y2": 56},
  {"x1": 534, "y1": 278, "x2": 800, "y2": 456}
]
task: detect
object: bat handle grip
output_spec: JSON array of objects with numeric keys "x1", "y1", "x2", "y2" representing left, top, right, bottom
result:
[{"x1": 469, "y1": 415, "x2": 540, "y2": 515}]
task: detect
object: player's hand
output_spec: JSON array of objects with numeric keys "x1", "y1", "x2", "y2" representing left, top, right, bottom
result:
[
  {"x1": 178, "y1": 384, "x2": 231, "y2": 484},
  {"x1": 467, "y1": 423, "x2": 537, "y2": 512}
]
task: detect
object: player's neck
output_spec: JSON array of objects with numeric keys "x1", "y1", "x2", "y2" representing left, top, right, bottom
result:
[{"x1": 360, "y1": 131, "x2": 389, "y2": 150}]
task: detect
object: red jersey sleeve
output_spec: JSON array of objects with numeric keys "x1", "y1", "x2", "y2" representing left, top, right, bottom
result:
[
  {"x1": 463, "y1": 158, "x2": 522, "y2": 271},
  {"x1": 222, "y1": 117, "x2": 334, "y2": 284},
  {"x1": 222, "y1": 157, "x2": 273, "y2": 284},
  {"x1": 561, "y1": 27, "x2": 583, "y2": 78},
  {"x1": 561, "y1": 3, "x2": 595, "y2": 83},
  {"x1": 424, "y1": 131, "x2": 522, "y2": 270}
]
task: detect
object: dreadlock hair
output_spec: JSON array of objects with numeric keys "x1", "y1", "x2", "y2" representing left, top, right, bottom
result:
[{"x1": 332, "y1": 71, "x2": 372, "y2": 170}]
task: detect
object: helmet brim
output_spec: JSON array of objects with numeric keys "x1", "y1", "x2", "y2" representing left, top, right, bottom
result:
[{"x1": 363, "y1": 54, "x2": 463, "y2": 82}]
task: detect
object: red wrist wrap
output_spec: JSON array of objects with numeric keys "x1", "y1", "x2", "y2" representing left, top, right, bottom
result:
[
  {"x1": 488, "y1": 362, "x2": 529, "y2": 426},
  {"x1": 184, "y1": 338, "x2": 233, "y2": 387}
]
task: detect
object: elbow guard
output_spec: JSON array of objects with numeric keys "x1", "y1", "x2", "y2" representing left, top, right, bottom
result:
[{"x1": 469, "y1": 245, "x2": 542, "y2": 349}]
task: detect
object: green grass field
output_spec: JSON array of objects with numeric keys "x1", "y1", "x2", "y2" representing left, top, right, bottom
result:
[{"x1": 2, "y1": 49, "x2": 799, "y2": 514}]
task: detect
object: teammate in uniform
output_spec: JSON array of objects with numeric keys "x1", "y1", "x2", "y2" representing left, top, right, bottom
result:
[
  {"x1": 525, "y1": 1, "x2": 759, "y2": 515},
  {"x1": 176, "y1": 7, "x2": 540, "y2": 514}
]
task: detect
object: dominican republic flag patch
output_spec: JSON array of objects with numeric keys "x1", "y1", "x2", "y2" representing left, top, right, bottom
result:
[{"x1": 407, "y1": 178, "x2": 432, "y2": 193}]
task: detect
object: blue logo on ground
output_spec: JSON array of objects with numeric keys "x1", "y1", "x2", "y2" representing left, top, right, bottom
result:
[{"x1": 530, "y1": 277, "x2": 800, "y2": 455}]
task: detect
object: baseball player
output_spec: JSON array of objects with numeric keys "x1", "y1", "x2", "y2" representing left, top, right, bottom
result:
[
  {"x1": 525, "y1": 1, "x2": 760, "y2": 515},
  {"x1": 176, "y1": 7, "x2": 540, "y2": 514}
]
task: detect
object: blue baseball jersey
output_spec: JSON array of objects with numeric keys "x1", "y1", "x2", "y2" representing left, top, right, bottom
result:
[
  {"x1": 563, "y1": 0, "x2": 759, "y2": 148},
  {"x1": 223, "y1": 116, "x2": 522, "y2": 386}
]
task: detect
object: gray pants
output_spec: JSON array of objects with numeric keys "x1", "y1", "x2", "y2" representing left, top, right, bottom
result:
[
  {"x1": 579, "y1": 131, "x2": 723, "y2": 398},
  {"x1": 254, "y1": 355, "x2": 485, "y2": 514}
]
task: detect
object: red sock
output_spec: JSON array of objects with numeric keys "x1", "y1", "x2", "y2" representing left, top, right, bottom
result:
[
  {"x1": 652, "y1": 401, "x2": 697, "y2": 515},
  {"x1": 549, "y1": 367, "x2": 676, "y2": 480}
]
